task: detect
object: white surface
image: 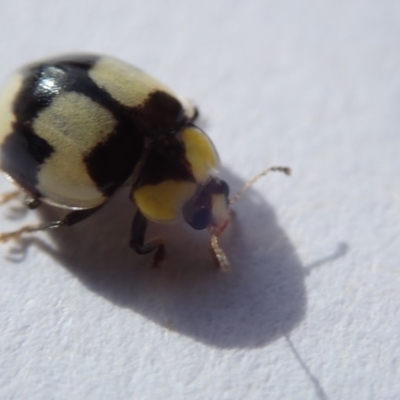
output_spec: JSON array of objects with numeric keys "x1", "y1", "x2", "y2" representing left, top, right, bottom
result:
[{"x1": 0, "y1": 1, "x2": 399, "y2": 399}]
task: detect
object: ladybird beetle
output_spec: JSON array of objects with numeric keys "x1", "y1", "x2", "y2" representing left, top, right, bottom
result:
[{"x1": 0, "y1": 54, "x2": 290, "y2": 271}]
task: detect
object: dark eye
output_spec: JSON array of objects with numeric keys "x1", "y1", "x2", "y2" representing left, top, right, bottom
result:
[
  {"x1": 189, "y1": 207, "x2": 212, "y2": 230},
  {"x1": 218, "y1": 179, "x2": 229, "y2": 197},
  {"x1": 183, "y1": 178, "x2": 229, "y2": 231},
  {"x1": 182, "y1": 186, "x2": 212, "y2": 230}
]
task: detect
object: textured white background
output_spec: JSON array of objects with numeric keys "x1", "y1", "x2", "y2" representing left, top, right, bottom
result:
[{"x1": 0, "y1": 1, "x2": 399, "y2": 399}]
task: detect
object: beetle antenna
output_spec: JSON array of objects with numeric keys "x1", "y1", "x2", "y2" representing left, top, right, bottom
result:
[
  {"x1": 229, "y1": 166, "x2": 291, "y2": 205},
  {"x1": 210, "y1": 234, "x2": 230, "y2": 273}
]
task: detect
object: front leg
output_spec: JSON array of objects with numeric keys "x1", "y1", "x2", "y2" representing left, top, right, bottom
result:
[{"x1": 130, "y1": 210, "x2": 165, "y2": 268}]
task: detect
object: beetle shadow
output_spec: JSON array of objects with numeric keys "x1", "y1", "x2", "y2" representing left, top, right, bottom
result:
[{"x1": 14, "y1": 170, "x2": 312, "y2": 348}]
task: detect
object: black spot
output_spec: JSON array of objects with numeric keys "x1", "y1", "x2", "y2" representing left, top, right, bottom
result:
[
  {"x1": 0, "y1": 61, "x2": 70, "y2": 196},
  {"x1": 132, "y1": 91, "x2": 187, "y2": 135},
  {"x1": 1, "y1": 54, "x2": 193, "y2": 201},
  {"x1": 84, "y1": 121, "x2": 144, "y2": 196},
  {"x1": 38, "y1": 57, "x2": 190, "y2": 195}
]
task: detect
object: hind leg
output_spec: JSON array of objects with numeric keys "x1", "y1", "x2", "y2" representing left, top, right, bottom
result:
[
  {"x1": 0, "y1": 206, "x2": 102, "y2": 243},
  {"x1": 0, "y1": 188, "x2": 41, "y2": 210}
]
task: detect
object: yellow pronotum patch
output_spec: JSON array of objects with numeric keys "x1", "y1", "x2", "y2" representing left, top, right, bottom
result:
[
  {"x1": 134, "y1": 128, "x2": 220, "y2": 222},
  {"x1": 181, "y1": 127, "x2": 219, "y2": 183},
  {"x1": 33, "y1": 92, "x2": 117, "y2": 208},
  {"x1": 133, "y1": 180, "x2": 196, "y2": 222},
  {"x1": 89, "y1": 57, "x2": 177, "y2": 108}
]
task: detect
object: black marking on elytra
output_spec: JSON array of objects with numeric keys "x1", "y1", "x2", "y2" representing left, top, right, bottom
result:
[
  {"x1": 1, "y1": 54, "x2": 194, "y2": 200},
  {"x1": 83, "y1": 90, "x2": 189, "y2": 195},
  {"x1": 133, "y1": 91, "x2": 187, "y2": 135},
  {"x1": 83, "y1": 125, "x2": 144, "y2": 196},
  {"x1": 31, "y1": 55, "x2": 146, "y2": 195},
  {"x1": 34, "y1": 56, "x2": 193, "y2": 195},
  {"x1": 38, "y1": 55, "x2": 189, "y2": 136},
  {"x1": 1, "y1": 128, "x2": 51, "y2": 197},
  {"x1": 0, "y1": 56, "x2": 100, "y2": 197},
  {"x1": 0, "y1": 60, "x2": 72, "y2": 196}
]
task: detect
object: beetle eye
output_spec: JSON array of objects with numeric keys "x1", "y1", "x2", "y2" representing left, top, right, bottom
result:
[
  {"x1": 183, "y1": 177, "x2": 229, "y2": 231},
  {"x1": 188, "y1": 206, "x2": 212, "y2": 230},
  {"x1": 182, "y1": 194, "x2": 212, "y2": 230}
]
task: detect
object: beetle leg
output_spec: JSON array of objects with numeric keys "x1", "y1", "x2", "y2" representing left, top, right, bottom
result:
[
  {"x1": 24, "y1": 195, "x2": 41, "y2": 209},
  {"x1": 0, "y1": 190, "x2": 41, "y2": 209},
  {"x1": 0, "y1": 206, "x2": 102, "y2": 243},
  {"x1": 130, "y1": 210, "x2": 165, "y2": 268},
  {"x1": 0, "y1": 190, "x2": 21, "y2": 205}
]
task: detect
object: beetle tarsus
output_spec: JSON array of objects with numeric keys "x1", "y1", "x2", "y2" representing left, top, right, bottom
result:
[
  {"x1": 0, "y1": 190, "x2": 20, "y2": 205},
  {"x1": 24, "y1": 195, "x2": 41, "y2": 210},
  {"x1": 0, "y1": 223, "x2": 46, "y2": 243},
  {"x1": 0, "y1": 207, "x2": 101, "y2": 243}
]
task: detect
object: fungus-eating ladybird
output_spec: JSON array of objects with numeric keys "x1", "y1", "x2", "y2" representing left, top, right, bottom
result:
[{"x1": 0, "y1": 54, "x2": 290, "y2": 271}]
